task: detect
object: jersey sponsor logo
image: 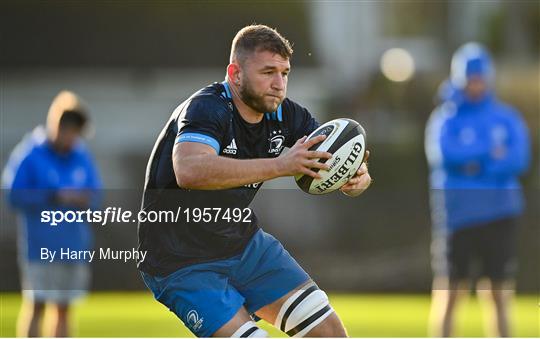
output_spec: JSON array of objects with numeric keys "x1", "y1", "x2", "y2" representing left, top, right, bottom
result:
[
  {"x1": 223, "y1": 138, "x2": 238, "y2": 155},
  {"x1": 186, "y1": 310, "x2": 204, "y2": 332},
  {"x1": 268, "y1": 130, "x2": 285, "y2": 155}
]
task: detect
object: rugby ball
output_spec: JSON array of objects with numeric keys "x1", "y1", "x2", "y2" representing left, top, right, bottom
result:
[{"x1": 295, "y1": 118, "x2": 366, "y2": 195}]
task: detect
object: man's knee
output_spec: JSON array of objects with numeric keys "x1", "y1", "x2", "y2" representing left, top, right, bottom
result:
[
  {"x1": 214, "y1": 307, "x2": 268, "y2": 337},
  {"x1": 230, "y1": 321, "x2": 268, "y2": 337},
  {"x1": 51, "y1": 303, "x2": 70, "y2": 321},
  {"x1": 273, "y1": 283, "x2": 341, "y2": 337},
  {"x1": 25, "y1": 299, "x2": 45, "y2": 315},
  {"x1": 305, "y1": 312, "x2": 347, "y2": 337}
]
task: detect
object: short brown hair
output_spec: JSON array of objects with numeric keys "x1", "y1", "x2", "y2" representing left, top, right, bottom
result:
[{"x1": 230, "y1": 24, "x2": 293, "y2": 65}]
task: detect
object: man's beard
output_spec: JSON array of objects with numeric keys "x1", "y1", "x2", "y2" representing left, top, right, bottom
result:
[{"x1": 238, "y1": 77, "x2": 281, "y2": 114}]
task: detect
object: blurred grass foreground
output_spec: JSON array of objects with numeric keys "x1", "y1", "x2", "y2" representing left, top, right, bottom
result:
[{"x1": 1, "y1": 292, "x2": 538, "y2": 337}]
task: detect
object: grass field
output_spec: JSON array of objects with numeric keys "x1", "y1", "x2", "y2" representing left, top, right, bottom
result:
[{"x1": 1, "y1": 292, "x2": 538, "y2": 337}]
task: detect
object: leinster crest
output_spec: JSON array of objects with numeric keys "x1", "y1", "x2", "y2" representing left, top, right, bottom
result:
[{"x1": 268, "y1": 130, "x2": 285, "y2": 155}]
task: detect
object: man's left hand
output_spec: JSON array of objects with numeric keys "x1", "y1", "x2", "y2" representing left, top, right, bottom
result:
[{"x1": 340, "y1": 150, "x2": 372, "y2": 197}]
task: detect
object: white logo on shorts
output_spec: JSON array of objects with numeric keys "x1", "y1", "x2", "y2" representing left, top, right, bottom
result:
[{"x1": 186, "y1": 310, "x2": 204, "y2": 331}]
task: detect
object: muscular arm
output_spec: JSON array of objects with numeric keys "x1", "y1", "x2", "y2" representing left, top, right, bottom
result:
[
  {"x1": 173, "y1": 142, "x2": 282, "y2": 190},
  {"x1": 173, "y1": 135, "x2": 331, "y2": 190}
]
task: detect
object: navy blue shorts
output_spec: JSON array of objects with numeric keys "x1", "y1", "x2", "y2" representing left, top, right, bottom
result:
[
  {"x1": 141, "y1": 229, "x2": 310, "y2": 337},
  {"x1": 432, "y1": 217, "x2": 518, "y2": 282}
]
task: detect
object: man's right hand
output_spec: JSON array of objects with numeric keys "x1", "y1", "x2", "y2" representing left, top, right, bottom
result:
[{"x1": 276, "y1": 135, "x2": 333, "y2": 179}]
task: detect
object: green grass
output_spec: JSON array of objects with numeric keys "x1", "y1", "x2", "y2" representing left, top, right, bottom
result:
[{"x1": 1, "y1": 292, "x2": 538, "y2": 337}]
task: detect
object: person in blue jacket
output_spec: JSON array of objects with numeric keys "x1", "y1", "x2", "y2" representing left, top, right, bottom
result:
[
  {"x1": 425, "y1": 43, "x2": 530, "y2": 337},
  {"x1": 2, "y1": 91, "x2": 102, "y2": 337}
]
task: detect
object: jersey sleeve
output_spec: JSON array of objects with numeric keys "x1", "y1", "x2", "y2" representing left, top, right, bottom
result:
[
  {"x1": 484, "y1": 107, "x2": 531, "y2": 177},
  {"x1": 438, "y1": 114, "x2": 490, "y2": 170},
  {"x1": 425, "y1": 103, "x2": 491, "y2": 175},
  {"x1": 2, "y1": 148, "x2": 53, "y2": 211},
  {"x1": 283, "y1": 99, "x2": 320, "y2": 148},
  {"x1": 175, "y1": 97, "x2": 230, "y2": 154},
  {"x1": 424, "y1": 106, "x2": 445, "y2": 168}
]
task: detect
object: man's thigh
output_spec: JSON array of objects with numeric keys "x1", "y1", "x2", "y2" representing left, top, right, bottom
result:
[
  {"x1": 447, "y1": 226, "x2": 478, "y2": 282},
  {"x1": 231, "y1": 230, "x2": 311, "y2": 314},
  {"x1": 478, "y1": 218, "x2": 518, "y2": 282},
  {"x1": 141, "y1": 268, "x2": 245, "y2": 338},
  {"x1": 231, "y1": 230, "x2": 344, "y2": 336},
  {"x1": 213, "y1": 306, "x2": 259, "y2": 337},
  {"x1": 21, "y1": 262, "x2": 90, "y2": 304}
]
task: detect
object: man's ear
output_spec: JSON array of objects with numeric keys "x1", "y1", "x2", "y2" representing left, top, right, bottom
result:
[{"x1": 227, "y1": 63, "x2": 241, "y2": 85}]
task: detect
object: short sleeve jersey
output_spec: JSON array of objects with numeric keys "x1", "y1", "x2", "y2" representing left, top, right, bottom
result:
[{"x1": 137, "y1": 82, "x2": 319, "y2": 276}]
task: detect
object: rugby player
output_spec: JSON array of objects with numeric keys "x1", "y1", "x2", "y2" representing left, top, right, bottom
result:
[{"x1": 138, "y1": 25, "x2": 372, "y2": 337}]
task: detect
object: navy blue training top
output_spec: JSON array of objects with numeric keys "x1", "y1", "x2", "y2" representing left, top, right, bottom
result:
[{"x1": 137, "y1": 82, "x2": 318, "y2": 276}]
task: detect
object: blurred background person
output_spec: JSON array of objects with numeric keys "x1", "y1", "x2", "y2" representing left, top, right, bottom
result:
[
  {"x1": 1, "y1": 91, "x2": 102, "y2": 337},
  {"x1": 425, "y1": 43, "x2": 531, "y2": 337}
]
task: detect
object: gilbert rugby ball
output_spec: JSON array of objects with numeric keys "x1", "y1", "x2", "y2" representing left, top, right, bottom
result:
[{"x1": 295, "y1": 118, "x2": 366, "y2": 195}]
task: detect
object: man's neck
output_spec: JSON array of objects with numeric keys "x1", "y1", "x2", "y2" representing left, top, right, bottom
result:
[{"x1": 227, "y1": 80, "x2": 264, "y2": 124}]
